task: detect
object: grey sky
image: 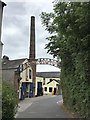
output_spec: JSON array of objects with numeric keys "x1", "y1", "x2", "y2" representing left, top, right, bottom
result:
[{"x1": 1, "y1": 0, "x2": 60, "y2": 72}]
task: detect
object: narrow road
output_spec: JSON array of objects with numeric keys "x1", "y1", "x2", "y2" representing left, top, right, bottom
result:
[{"x1": 16, "y1": 95, "x2": 71, "y2": 118}]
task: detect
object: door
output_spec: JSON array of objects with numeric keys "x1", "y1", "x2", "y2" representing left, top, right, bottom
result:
[
  {"x1": 29, "y1": 82, "x2": 33, "y2": 97},
  {"x1": 54, "y1": 88, "x2": 56, "y2": 95},
  {"x1": 37, "y1": 82, "x2": 43, "y2": 96},
  {"x1": 21, "y1": 82, "x2": 26, "y2": 100}
]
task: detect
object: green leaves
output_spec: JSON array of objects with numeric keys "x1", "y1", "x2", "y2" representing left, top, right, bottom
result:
[
  {"x1": 40, "y1": 1, "x2": 89, "y2": 118},
  {"x1": 2, "y1": 81, "x2": 18, "y2": 119}
]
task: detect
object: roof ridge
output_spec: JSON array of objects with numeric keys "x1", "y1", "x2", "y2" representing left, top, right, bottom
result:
[{"x1": 9, "y1": 58, "x2": 27, "y2": 61}]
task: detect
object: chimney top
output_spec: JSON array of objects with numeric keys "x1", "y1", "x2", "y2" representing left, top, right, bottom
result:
[
  {"x1": 31, "y1": 16, "x2": 35, "y2": 18},
  {"x1": 29, "y1": 15, "x2": 35, "y2": 59}
]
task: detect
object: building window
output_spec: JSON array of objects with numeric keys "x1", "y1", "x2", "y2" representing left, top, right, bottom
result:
[
  {"x1": 49, "y1": 87, "x2": 52, "y2": 92},
  {"x1": 44, "y1": 87, "x2": 47, "y2": 91},
  {"x1": 43, "y1": 78, "x2": 45, "y2": 85},
  {"x1": 29, "y1": 69, "x2": 32, "y2": 79}
]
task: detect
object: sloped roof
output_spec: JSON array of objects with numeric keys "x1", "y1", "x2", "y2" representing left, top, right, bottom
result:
[
  {"x1": 36, "y1": 72, "x2": 60, "y2": 78},
  {"x1": 47, "y1": 79, "x2": 60, "y2": 84},
  {"x1": 2, "y1": 58, "x2": 27, "y2": 70}
]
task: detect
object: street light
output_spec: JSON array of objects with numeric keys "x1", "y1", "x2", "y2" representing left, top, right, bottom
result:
[
  {"x1": 0, "y1": 1, "x2": 6, "y2": 119},
  {"x1": 0, "y1": 0, "x2": 6, "y2": 59},
  {"x1": 0, "y1": 0, "x2": 6, "y2": 41}
]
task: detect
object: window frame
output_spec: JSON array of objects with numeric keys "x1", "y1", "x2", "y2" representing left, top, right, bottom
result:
[
  {"x1": 29, "y1": 69, "x2": 32, "y2": 79},
  {"x1": 44, "y1": 87, "x2": 47, "y2": 91},
  {"x1": 49, "y1": 87, "x2": 52, "y2": 92}
]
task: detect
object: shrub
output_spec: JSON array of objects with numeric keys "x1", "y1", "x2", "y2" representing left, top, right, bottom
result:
[{"x1": 2, "y1": 81, "x2": 18, "y2": 120}]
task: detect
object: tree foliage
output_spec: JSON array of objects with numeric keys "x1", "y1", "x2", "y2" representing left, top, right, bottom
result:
[
  {"x1": 41, "y1": 1, "x2": 89, "y2": 118},
  {"x1": 2, "y1": 81, "x2": 18, "y2": 119}
]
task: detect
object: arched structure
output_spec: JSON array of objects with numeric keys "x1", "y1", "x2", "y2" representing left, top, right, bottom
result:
[
  {"x1": 29, "y1": 16, "x2": 60, "y2": 96},
  {"x1": 36, "y1": 58, "x2": 60, "y2": 68}
]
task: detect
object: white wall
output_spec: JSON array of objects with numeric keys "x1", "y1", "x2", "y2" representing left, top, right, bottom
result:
[
  {"x1": 19, "y1": 59, "x2": 33, "y2": 99},
  {"x1": 20, "y1": 59, "x2": 32, "y2": 83},
  {"x1": 35, "y1": 77, "x2": 60, "y2": 95},
  {"x1": 43, "y1": 80, "x2": 59, "y2": 95}
]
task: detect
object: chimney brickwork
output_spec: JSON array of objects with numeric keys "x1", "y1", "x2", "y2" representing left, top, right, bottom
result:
[{"x1": 29, "y1": 16, "x2": 36, "y2": 96}]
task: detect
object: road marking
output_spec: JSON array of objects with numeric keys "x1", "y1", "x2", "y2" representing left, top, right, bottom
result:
[{"x1": 57, "y1": 100, "x2": 63, "y2": 105}]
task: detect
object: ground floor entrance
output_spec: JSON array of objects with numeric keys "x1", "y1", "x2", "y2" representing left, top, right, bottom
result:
[
  {"x1": 20, "y1": 82, "x2": 33, "y2": 100},
  {"x1": 37, "y1": 82, "x2": 43, "y2": 96}
]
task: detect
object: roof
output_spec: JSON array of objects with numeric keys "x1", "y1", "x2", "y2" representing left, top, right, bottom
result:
[
  {"x1": 2, "y1": 58, "x2": 27, "y2": 70},
  {"x1": 36, "y1": 72, "x2": 60, "y2": 78},
  {"x1": 47, "y1": 79, "x2": 60, "y2": 84}
]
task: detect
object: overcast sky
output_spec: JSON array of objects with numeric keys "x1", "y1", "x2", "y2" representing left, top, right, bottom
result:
[{"x1": 1, "y1": 0, "x2": 60, "y2": 72}]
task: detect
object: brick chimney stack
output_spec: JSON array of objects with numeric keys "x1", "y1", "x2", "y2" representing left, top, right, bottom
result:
[
  {"x1": 29, "y1": 16, "x2": 35, "y2": 59},
  {"x1": 29, "y1": 16, "x2": 36, "y2": 96}
]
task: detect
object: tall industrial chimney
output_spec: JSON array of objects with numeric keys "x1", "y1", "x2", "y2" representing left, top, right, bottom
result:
[
  {"x1": 29, "y1": 16, "x2": 36, "y2": 96},
  {"x1": 29, "y1": 16, "x2": 35, "y2": 59}
]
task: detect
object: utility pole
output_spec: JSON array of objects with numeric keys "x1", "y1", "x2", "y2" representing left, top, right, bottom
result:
[
  {"x1": 0, "y1": 0, "x2": 6, "y2": 119},
  {"x1": 0, "y1": 1, "x2": 6, "y2": 55}
]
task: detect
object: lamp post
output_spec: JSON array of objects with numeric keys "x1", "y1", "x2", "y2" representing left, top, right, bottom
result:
[
  {"x1": 0, "y1": 1, "x2": 6, "y2": 119},
  {"x1": 0, "y1": 1, "x2": 6, "y2": 58}
]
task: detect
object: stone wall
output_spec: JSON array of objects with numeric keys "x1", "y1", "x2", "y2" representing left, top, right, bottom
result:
[{"x1": 2, "y1": 69, "x2": 15, "y2": 85}]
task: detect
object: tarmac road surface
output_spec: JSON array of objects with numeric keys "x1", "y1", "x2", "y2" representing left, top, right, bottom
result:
[{"x1": 16, "y1": 95, "x2": 71, "y2": 118}]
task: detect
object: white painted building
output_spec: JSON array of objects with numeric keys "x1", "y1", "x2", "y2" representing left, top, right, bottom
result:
[
  {"x1": 2, "y1": 57, "x2": 33, "y2": 100},
  {"x1": 43, "y1": 78, "x2": 60, "y2": 95},
  {"x1": 18, "y1": 59, "x2": 33, "y2": 99},
  {"x1": 2, "y1": 56, "x2": 61, "y2": 100},
  {"x1": 36, "y1": 72, "x2": 61, "y2": 96}
]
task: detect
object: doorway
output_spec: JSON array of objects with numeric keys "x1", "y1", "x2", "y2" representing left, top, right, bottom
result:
[
  {"x1": 54, "y1": 88, "x2": 56, "y2": 95},
  {"x1": 37, "y1": 82, "x2": 43, "y2": 96}
]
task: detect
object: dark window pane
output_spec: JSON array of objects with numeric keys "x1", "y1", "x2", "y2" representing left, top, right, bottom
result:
[
  {"x1": 29, "y1": 69, "x2": 32, "y2": 79},
  {"x1": 44, "y1": 87, "x2": 47, "y2": 91},
  {"x1": 49, "y1": 87, "x2": 52, "y2": 92}
]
